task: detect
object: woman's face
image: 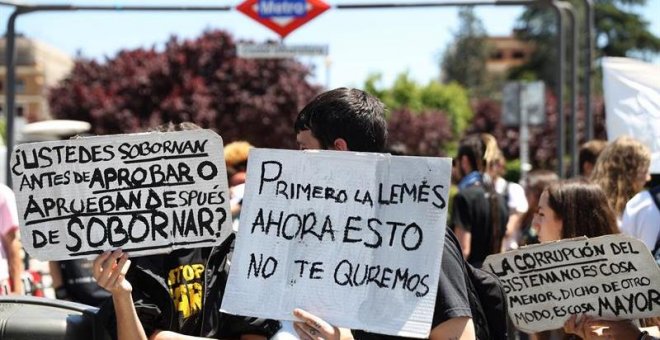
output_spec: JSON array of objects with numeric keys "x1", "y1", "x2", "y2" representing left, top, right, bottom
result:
[{"x1": 533, "y1": 191, "x2": 563, "y2": 243}]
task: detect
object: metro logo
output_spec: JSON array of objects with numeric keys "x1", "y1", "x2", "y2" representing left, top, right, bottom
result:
[
  {"x1": 237, "y1": 0, "x2": 330, "y2": 38},
  {"x1": 259, "y1": 0, "x2": 307, "y2": 18}
]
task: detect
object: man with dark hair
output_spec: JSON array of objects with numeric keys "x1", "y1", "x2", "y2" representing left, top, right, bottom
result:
[
  {"x1": 290, "y1": 88, "x2": 476, "y2": 340},
  {"x1": 578, "y1": 139, "x2": 607, "y2": 177},
  {"x1": 452, "y1": 134, "x2": 508, "y2": 267},
  {"x1": 294, "y1": 87, "x2": 388, "y2": 152}
]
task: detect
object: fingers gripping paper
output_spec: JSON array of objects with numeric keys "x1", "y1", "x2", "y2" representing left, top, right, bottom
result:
[
  {"x1": 11, "y1": 130, "x2": 232, "y2": 261},
  {"x1": 483, "y1": 235, "x2": 660, "y2": 333},
  {"x1": 221, "y1": 149, "x2": 451, "y2": 338}
]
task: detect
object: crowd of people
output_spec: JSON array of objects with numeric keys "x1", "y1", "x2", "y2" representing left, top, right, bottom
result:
[{"x1": 0, "y1": 87, "x2": 658, "y2": 340}]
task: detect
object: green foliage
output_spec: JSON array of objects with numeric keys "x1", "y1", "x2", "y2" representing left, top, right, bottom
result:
[
  {"x1": 504, "y1": 159, "x2": 522, "y2": 183},
  {"x1": 441, "y1": 6, "x2": 491, "y2": 93},
  {"x1": 0, "y1": 119, "x2": 5, "y2": 145},
  {"x1": 365, "y1": 72, "x2": 473, "y2": 140},
  {"x1": 512, "y1": 0, "x2": 660, "y2": 89}
]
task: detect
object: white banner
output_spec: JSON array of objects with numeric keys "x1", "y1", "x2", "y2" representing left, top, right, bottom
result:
[
  {"x1": 603, "y1": 57, "x2": 660, "y2": 173},
  {"x1": 222, "y1": 149, "x2": 451, "y2": 338},
  {"x1": 11, "y1": 130, "x2": 232, "y2": 261},
  {"x1": 483, "y1": 235, "x2": 660, "y2": 333}
]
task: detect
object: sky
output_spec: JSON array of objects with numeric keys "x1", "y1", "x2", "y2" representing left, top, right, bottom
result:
[{"x1": 1, "y1": 0, "x2": 659, "y2": 89}]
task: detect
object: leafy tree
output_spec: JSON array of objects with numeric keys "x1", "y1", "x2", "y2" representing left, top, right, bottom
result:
[
  {"x1": 49, "y1": 30, "x2": 321, "y2": 149},
  {"x1": 441, "y1": 6, "x2": 491, "y2": 94},
  {"x1": 511, "y1": 0, "x2": 660, "y2": 88},
  {"x1": 387, "y1": 108, "x2": 453, "y2": 157},
  {"x1": 467, "y1": 93, "x2": 607, "y2": 172},
  {"x1": 365, "y1": 72, "x2": 472, "y2": 154}
]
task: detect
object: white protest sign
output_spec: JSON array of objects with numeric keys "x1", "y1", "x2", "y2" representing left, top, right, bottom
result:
[
  {"x1": 11, "y1": 130, "x2": 232, "y2": 261},
  {"x1": 602, "y1": 57, "x2": 660, "y2": 173},
  {"x1": 221, "y1": 149, "x2": 451, "y2": 338},
  {"x1": 483, "y1": 235, "x2": 660, "y2": 333}
]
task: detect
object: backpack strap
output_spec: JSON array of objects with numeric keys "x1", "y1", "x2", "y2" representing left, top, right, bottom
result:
[{"x1": 649, "y1": 185, "x2": 660, "y2": 211}]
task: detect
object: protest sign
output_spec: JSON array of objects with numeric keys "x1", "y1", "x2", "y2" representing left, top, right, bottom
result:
[
  {"x1": 221, "y1": 149, "x2": 451, "y2": 338},
  {"x1": 483, "y1": 235, "x2": 660, "y2": 333},
  {"x1": 11, "y1": 130, "x2": 232, "y2": 261}
]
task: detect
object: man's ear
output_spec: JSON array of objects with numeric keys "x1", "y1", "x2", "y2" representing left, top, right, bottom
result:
[{"x1": 332, "y1": 138, "x2": 349, "y2": 151}]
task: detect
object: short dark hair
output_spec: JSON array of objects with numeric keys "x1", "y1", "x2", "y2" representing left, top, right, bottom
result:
[
  {"x1": 294, "y1": 88, "x2": 388, "y2": 152},
  {"x1": 578, "y1": 139, "x2": 607, "y2": 175},
  {"x1": 545, "y1": 179, "x2": 618, "y2": 239}
]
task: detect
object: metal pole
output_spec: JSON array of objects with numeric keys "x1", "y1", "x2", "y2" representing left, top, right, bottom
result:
[
  {"x1": 562, "y1": 4, "x2": 579, "y2": 177},
  {"x1": 551, "y1": 2, "x2": 566, "y2": 178},
  {"x1": 5, "y1": 9, "x2": 24, "y2": 188},
  {"x1": 583, "y1": 0, "x2": 594, "y2": 140}
]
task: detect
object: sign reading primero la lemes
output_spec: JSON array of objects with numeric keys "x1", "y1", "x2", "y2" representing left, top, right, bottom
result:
[
  {"x1": 483, "y1": 235, "x2": 660, "y2": 333},
  {"x1": 11, "y1": 130, "x2": 233, "y2": 261},
  {"x1": 221, "y1": 149, "x2": 451, "y2": 338}
]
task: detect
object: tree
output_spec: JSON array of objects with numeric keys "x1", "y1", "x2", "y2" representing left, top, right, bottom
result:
[
  {"x1": 365, "y1": 72, "x2": 472, "y2": 155},
  {"x1": 441, "y1": 6, "x2": 492, "y2": 95},
  {"x1": 387, "y1": 108, "x2": 453, "y2": 157},
  {"x1": 511, "y1": 0, "x2": 660, "y2": 88},
  {"x1": 49, "y1": 30, "x2": 321, "y2": 149}
]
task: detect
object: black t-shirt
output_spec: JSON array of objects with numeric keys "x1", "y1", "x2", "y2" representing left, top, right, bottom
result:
[
  {"x1": 451, "y1": 185, "x2": 507, "y2": 267},
  {"x1": 165, "y1": 248, "x2": 206, "y2": 336},
  {"x1": 352, "y1": 228, "x2": 472, "y2": 340}
]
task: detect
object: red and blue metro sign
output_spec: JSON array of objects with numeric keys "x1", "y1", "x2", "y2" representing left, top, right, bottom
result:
[{"x1": 236, "y1": 0, "x2": 331, "y2": 38}]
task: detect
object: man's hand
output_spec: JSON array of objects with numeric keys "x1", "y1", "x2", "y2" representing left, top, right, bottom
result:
[{"x1": 92, "y1": 249, "x2": 132, "y2": 296}]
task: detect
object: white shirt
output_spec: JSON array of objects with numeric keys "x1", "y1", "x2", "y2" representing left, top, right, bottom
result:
[
  {"x1": 494, "y1": 177, "x2": 529, "y2": 214},
  {"x1": 621, "y1": 190, "x2": 660, "y2": 251}
]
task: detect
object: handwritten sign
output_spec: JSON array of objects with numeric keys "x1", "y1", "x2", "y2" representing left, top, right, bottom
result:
[
  {"x1": 11, "y1": 130, "x2": 232, "y2": 261},
  {"x1": 483, "y1": 235, "x2": 660, "y2": 333},
  {"x1": 221, "y1": 149, "x2": 451, "y2": 338}
]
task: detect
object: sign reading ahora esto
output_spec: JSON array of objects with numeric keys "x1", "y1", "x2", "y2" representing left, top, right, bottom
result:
[{"x1": 237, "y1": 0, "x2": 330, "y2": 38}]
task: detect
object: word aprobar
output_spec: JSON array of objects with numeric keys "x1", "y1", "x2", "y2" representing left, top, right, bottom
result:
[
  {"x1": 11, "y1": 130, "x2": 233, "y2": 261},
  {"x1": 484, "y1": 235, "x2": 660, "y2": 334},
  {"x1": 223, "y1": 149, "x2": 452, "y2": 338}
]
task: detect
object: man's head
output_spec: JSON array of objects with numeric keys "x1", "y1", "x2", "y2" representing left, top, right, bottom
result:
[
  {"x1": 456, "y1": 134, "x2": 485, "y2": 179},
  {"x1": 578, "y1": 139, "x2": 607, "y2": 177},
  {"x1": 294, "y1": 87, "x2": 388, "y2": 152}
]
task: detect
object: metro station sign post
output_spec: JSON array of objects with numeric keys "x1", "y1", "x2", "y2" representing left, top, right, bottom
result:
[{"x1": 236, "y1": 0, "x2": 331, "y2": 38}]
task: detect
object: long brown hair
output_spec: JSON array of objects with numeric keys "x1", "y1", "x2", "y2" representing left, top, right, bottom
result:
[{"x1": 545, "y1": 180, "x2": 619, "y2": 239}]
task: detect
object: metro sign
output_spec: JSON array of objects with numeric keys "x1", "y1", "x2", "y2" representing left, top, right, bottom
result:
[{"x1": 237, "y1": 0, "x2": 330, "y2": 38}]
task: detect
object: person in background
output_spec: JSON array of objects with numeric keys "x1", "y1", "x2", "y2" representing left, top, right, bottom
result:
[
  {"x1": 291, "y1": 87, "x2": 476, "y2": 340},
  {"x1": 532, "y1": 179, "x2": 619, "y2": 340},
  {"x1": 0, "y1": 183, "x2": 24, "y2": 295},
  {"x1": 481, "y1": 134, "x2": 529, "y2": 251},
  {"x1": 590, "y1": 136, "x2": 651, "y2": 223},
  {"x1": 578, "y1": 140, "x2": 607, "y2": 178},
  {"x1": 224, "y1": 141, "x2": 253, "y2": 230},
  {"x1": 518, "y1": 170, "x2": 559, "y2": 247},
  {"x1": 452, "y1": 134, "x2": 508, "y2": 267}
]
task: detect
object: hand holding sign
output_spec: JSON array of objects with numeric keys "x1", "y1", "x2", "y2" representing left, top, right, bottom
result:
[
  {"x1": 483, "y1": 235, "x2": 660, "y2": 333},
  {"x1": 222, "y1": 149, "x2": 451, "y2": 338}
]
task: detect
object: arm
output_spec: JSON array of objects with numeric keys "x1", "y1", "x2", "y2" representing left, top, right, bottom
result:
[
  {"x1": 454, "y1": 227, "x2": 471, "y2": 260},
  {"x1": 292, "y1": 308, "x2": 353, "y2": 340},
  {"x1": 1, "y1": 228, "x2": 23, "y2": 294},
  {"x1": 429, "y1": 317, "x2": 475, "y2": 340},
  {"x1": 93, "y1": 250, "x2": 147, "y2": 340}
]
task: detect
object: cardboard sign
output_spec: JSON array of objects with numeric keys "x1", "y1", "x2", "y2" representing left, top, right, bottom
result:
[
  {"x1": 11, "y1": 130, "x2": 232, "y2": 261},
  {"x1": 221, "y1": 149, "x2": 451, "y2": 338},
  {"x1": 483, "y1": 235, "x2": 660, "y2": 333}
]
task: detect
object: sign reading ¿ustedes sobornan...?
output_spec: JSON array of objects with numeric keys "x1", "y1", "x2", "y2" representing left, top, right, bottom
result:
[
  {"x1": 11, "y1": 130, "x2": 232, "y2": 261},
  {"x1": 222, "y1": 149, "x2": 451, "y2": 338},
  {"x1": 483, "y1": 235, "x2": 660, "y2": 333}
]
